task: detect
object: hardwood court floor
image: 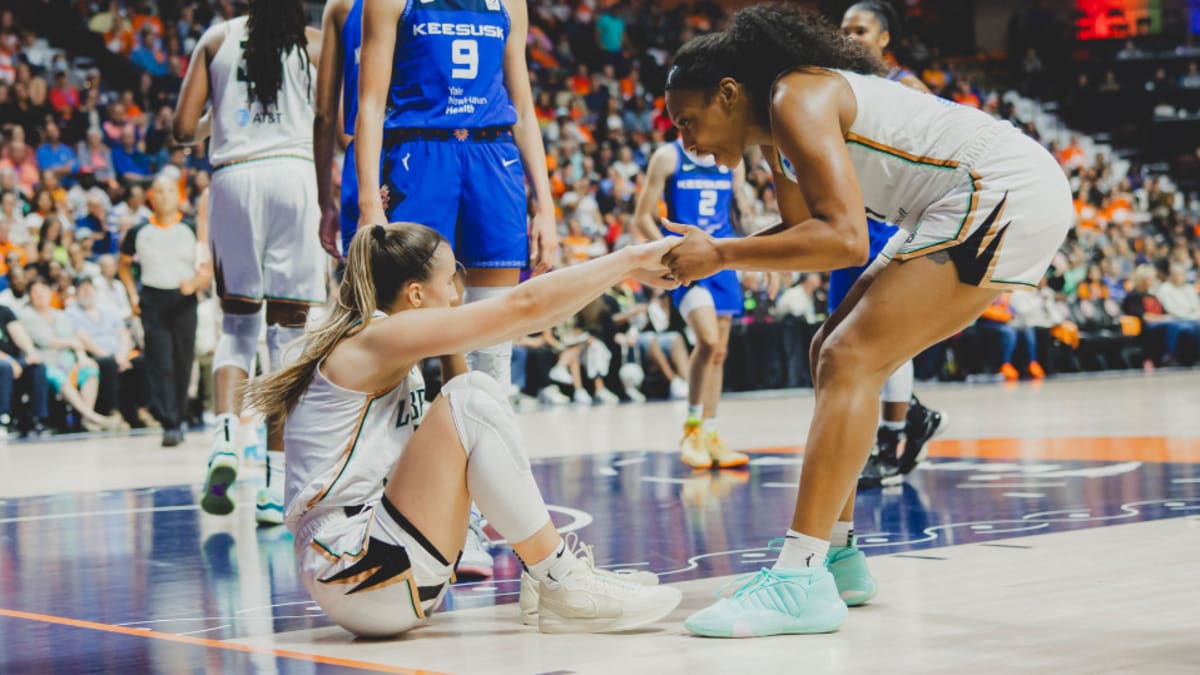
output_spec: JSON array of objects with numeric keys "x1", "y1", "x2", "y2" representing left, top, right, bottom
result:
[{"x1": 1, "y1": 370, "x2": 1197, "y2": 673}]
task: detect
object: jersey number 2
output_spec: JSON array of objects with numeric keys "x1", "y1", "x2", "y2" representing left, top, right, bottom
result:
[
  {"x1": 451, "y1": 40, "x2": 478, "y2": 80},
  {"x1": 698, "y1": 190, "x2": 718, "y2": 217}
]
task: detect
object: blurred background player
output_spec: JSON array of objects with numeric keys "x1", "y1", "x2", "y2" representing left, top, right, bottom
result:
[
  {"x1": 313, "y1": 0, "x2": 359, "y2": 260},
  {"x1": 634, "y1": 137, "x2": 749, "y2": 470},
  {"x1": 173, "y1": 0, "x2": 324, "y2": 524},
  {"x1": 354, "y1": 0, "x2": 560, "y2": 578},
  {"x1": 839, "y1": 0, "x2": 945, "y2": 489}
]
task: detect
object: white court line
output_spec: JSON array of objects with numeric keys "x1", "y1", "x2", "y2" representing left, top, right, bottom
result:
[
  {"x1": 957, "y1": 482, "x2": 1067, "y2": 489},
  {"x1": 1172, "y1": 478, "x2": 1200, "y2": 483},
  {"x1": 612, "y1": 456, "x2": 647, "y2": 467},
  {"x1": 0, "y1": 504, "x2": 211, "y2": 523},
  {"x1": 178, "y1": 624, "x2": 232, "y2": 636},
  {"x1": 640, "y1": 476, "x2": 691, "y2": 484},
  {"x1": 1004, "y1": 492, "x2": 1046, "y2": 498},
  {"x1": 761, "y1": 482, "x2": 797, "y2": 489}
]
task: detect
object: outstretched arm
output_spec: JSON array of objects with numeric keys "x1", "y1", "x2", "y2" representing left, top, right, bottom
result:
[
  {"x1": 665, "y1": 73, "x2": 867, "y2": 281},
  {"x1": 361, "y1": 240, "x2": 680, "y2": 366}
]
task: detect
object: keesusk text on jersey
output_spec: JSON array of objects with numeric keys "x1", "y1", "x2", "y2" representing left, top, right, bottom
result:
[{"x1": 412, "y1": 23, "x2": 504, "y2": 39}]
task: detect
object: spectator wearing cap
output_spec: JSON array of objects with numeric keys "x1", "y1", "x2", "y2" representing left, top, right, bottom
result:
[{"x1": 119, "y1": 174, "x2": 209, "y2": 446}]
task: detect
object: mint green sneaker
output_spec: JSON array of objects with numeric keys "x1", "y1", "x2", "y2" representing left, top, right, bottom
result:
[
  {"x1": 684, "y1": 567, "x2": 847, "y2": 638},
  {"x1": 826, "y1": 543, "x2": 877, "y2": 606}
]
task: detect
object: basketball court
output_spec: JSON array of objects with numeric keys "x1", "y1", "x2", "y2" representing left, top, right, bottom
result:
[{"x1": 1, "y1": 370, "x2": 1198, "y2": 673}]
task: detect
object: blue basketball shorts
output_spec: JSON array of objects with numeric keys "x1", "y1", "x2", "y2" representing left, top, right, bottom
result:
[
  {"x1": 827, "y1": 219, "x2": 898, "y2": 312},
  {"x1": 671, "y1": 269, "x2": 743, "y2": 319}
]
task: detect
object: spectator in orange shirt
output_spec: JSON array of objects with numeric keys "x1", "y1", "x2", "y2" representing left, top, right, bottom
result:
[
  {"x1": 951, "y1": 80, "x2": 981, "y2": 108},
  {"x1": 1076, "y1": 264, "x2": 1109, "y2": 300},
  {"x1": 570, "y1": 64, "x2": 591, "y2": 96},
  {"x1": 562, "y1": 218, "x2": 594, "y2": 262}
]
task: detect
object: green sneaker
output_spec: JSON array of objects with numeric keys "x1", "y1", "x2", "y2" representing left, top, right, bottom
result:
[
  {"x1": 826, "y1": 543, "x2": 877, "y2": 606},
  {"x1": 684, "y1": 567, "x2": 847, "y2": 638}
]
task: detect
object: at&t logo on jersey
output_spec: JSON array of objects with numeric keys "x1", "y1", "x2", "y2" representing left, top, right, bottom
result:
[
  {"x1": 412, "y1": 23, "x2": 504, "y2": 39},
  {"x1": 234, "y1": 108, "x2": 284, "y2": 127}
]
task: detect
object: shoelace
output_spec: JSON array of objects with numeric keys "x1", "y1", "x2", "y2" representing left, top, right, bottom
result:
[
  {"x1": 563, "y1": 532, "x2": 644, "y2": 586},
  {"x1": 716, "y1": 567, "x2": 793, "y2": 601}
]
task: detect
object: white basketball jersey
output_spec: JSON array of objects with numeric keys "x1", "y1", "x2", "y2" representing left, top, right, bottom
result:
[
  {"x1": 284, "y1": 361, "x2": 427, "y2": 531},
  {"x1": 776, "y1": 69, "x2": 1016, "y2": 231},
  {"x1": 208, "y1": 16, "x2": 315, "y2": 166}
]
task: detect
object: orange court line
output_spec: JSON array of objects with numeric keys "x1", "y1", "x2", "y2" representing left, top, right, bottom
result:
[
  {"x1": 747, "y1": 436, "x2": 1200, "y2": 464},
  {"x1": 0, "y1": 607, "x2": 449, "y2": 675}
]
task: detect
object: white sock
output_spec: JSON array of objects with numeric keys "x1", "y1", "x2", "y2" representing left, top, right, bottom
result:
[
  {"x1": 686, "y1": 404, "x2": 702, "y2": 422},
  {"x1": 774, "y1": 529, "x2": 829, "y2": 570},
  {"x1": 702, "y1": 418, "x2": 718, "y2": 433},
  {"x1": 830, "y1": 520, "x2": 854, "y2": 548},
  {"x1": 881, "y1": 419, "x2": 906, "y2": 432},
  {"x1": 525, "y1": 539, "x2": 577, "y2": 586},
  {"x1": 266, "y1": 450, "x2": 285, "y2": 488},
  {"x1": 213, "y1": 413, "x2": 237, "y2": 448}
]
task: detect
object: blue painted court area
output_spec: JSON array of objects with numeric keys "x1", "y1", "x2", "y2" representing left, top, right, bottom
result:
[{"x1": 1, "y1": 450, "x2": 1198, "y2": 673}]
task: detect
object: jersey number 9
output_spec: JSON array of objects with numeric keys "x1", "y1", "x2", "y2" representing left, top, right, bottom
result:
[{"x1": 451, "y1": 39, "x2": 478, "y2": 80}]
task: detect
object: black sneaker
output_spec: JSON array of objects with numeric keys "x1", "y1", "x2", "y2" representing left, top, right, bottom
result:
[
  {"x1": 161, "y1": 428, "x2": 183, "y2": 447},
  {"x1": 900, "y1": 396, "x2": 946, "y2": 475},
  {"x1": 858, "y1": 428, "x2": 902, "y2": 489}
]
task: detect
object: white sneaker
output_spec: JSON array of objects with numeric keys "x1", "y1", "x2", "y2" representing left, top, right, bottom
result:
[
  {"x1": 594, "y1": 388, "x2": 620, "y2": 405},
  {"x1": 669, "y1": 377, "x2": 690, "y2": 400},
  {"x1": 200, "y1": 423, "x2": 239, "y2": 516},
  {"x1": 548, "y1": 365, "x2": 572, "y2": 385},
  {"x1": 538, "y1": 385, "x2": 570, "y2": 406},
  {"x1": 254, "y1": 485, "x2": 284, "y2": 526},
  {"x1": 625, "y1": 388, "x2": 647, "y2": 403},
  {"x1": 458, "y1": 511, "x2": 494, "y2": 579},
  {"x1": 536, "y1": 556, "x2": 681, "y2": 634},
  {"x1": 572, "y1": 389, "x2": 592, "y2": 405},
  {"x1": 520, "y1": 533, "x2": 659, "y2": 626}
]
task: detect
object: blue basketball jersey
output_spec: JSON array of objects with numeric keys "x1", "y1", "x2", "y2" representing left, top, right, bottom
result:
[
  {"x1": 385, "y1": 0, "x2": 517, "y2": 130},
  {"x1": 662, "y1": 142, "x2": 736, "y2": 239},
  {"x1": 341, "y1": 0, "x2": 363, "y2": 136}
]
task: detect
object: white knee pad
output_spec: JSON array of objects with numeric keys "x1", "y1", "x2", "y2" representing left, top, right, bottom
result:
[
  {"x1": 880, "y1": 359, "x2": 915, "y2": 403},
  {"x1": 214, "y1": 310, "x2": 264, "y2": 374},
  {"x1": 266, "y1": 324, "x2": 307, "y2": 372},
  {"x1": 441, "y1": 372, "x2": 547, "y2": 544},
  {"x1": 463, "y1": 286, "x2": 514, "y2": 387}
]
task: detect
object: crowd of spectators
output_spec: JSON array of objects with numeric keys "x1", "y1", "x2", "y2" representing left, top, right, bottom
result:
[{"x1": 0, "y1": 0, "x2": 1196, "y2": 433}]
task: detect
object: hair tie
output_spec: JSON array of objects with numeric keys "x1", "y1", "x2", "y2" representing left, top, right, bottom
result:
[{"x1": 371, "y1": 224, "x2": 387, "y2": 243}]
